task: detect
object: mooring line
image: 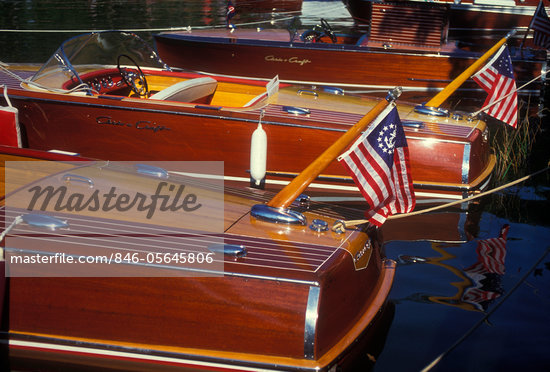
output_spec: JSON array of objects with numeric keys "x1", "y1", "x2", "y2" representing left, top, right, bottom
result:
[{"x1": 333, "y1": 163, "x2": 550, "y2": 232}]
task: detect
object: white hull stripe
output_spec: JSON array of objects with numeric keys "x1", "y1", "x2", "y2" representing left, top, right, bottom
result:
[
  {"x1": 171, "y1": 172, "x2": 476, "y2": 199},
  {"x1": 9, "y1": 339, "x2": 282, "y2": 372}
]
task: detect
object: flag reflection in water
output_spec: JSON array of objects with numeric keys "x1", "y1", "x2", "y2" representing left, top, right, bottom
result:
[
  {"x1": 462, "y1": 225, "x2": 510, "y2": 311},
  {"x1": 397, "y1": 224, "x2": 510, "y2": 312}
]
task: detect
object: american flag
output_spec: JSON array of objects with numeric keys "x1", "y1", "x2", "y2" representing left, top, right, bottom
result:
[
  {"x1": 530, "y1": 1, "x2": 550, "y2": 49},
  {"x1": 338, "y1": 104, "x2": 415, "y2": 227},
  {"x1": 472, "y1": 45, "x2": 518, "y2": 128}
]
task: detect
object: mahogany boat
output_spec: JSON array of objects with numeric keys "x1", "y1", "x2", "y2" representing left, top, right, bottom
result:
[
  {"x1": 0, "y1": 31, "x2": 496, "y2": 204},
  {"x1": 0, "y1": 143, "x2": 395, "y2": 371},
  {"x1": 342, "y1": 0, "x2": 548, "y2": 47},
  {"x1": 153, "y1": 20, "x2": 547, "y2": 104}
]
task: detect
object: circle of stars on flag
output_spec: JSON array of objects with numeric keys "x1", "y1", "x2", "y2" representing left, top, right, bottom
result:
[{"x1": 377, "y1": 122, "x2": 397, "y2": 155}]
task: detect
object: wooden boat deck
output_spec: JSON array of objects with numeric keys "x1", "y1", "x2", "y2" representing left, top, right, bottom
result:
[
  {"x1": 0, "y1": 68, "x2": 34, "y2": 90},
  {"x1": 2, "y1": 206, "x2": 348, "y2": 281},
  {"x1": 252, "y1": 103, "x2": 477, "y2": 139},
  {"x1": 0, "y1": 149, "x2": 369, "y2": 282}
]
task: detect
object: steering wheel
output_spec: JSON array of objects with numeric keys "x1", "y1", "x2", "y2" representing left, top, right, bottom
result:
[
  {"x1": 117, "y1": 54, "x2": 149, "y2": 97},
  {"x1": 320, "y1": 18, "x2": 337, "y2": 43}
]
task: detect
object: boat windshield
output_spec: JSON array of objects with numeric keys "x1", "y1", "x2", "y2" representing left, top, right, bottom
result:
[{"x1": 30, "y1": 31, "x2": 168, "y2": 89}]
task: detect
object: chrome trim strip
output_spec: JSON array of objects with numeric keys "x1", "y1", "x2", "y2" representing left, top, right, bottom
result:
[
  {"x1": 304, "y1": 286, "x2": 320, "y2": 359},
  {"x1": 462, "y1": 143, "x2": 471, "y2": 184}
]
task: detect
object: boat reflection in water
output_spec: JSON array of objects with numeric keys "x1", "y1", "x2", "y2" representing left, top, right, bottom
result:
[
  {"x1": 395, "y1": 224, "x2": 510, "y2": 312},
  {"x1": 380, "y1": 203, "x2": 483, "y2": 245}
]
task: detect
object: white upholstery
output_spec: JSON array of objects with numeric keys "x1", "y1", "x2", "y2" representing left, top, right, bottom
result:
[{"x1": 152, "y1": 77, "x2": 218, "y2": 103}]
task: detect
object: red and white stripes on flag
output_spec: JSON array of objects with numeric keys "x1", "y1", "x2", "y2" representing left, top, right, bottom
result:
[
  {"x1": 472, "y1": 45, "x2": 518, "y2": 128},
  {"x1": 462, "y1": 224, "x2": 509, "y2": 310},
  {"x1": 530, "y1": 1, "x2": 550, "y2": 49},
  {"x1": 338, "y1": 104, "x2": 415, "y2": 227},
  {"x1": 475, "y1": 224, "x2": 509, "y2": 275}
]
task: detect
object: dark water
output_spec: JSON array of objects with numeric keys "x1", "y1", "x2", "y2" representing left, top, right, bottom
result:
[{"x1": 1, "y1": 1, "x2": 549, "y2": 371}]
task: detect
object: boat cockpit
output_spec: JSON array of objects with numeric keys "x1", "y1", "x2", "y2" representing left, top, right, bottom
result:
[{"x1": 24, "y1": 31, "x2": 274, "y2": 108}]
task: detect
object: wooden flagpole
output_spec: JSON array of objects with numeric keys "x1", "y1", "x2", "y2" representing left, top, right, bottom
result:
[
  {"x1": 267, "y1": 87, "x2": 402, "y2": 209},
  {"x1": 424, "y1": 30, "x2": 517, "y2": 109}
]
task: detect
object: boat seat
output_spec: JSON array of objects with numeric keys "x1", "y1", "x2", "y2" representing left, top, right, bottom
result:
[{"x1": 151, "y1": 77, "x2": 218, "y2": 104}]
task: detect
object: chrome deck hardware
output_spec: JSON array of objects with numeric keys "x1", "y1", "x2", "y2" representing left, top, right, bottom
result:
[{"x1": 251, "y1": 204, "x2": 306, "y2": 225}]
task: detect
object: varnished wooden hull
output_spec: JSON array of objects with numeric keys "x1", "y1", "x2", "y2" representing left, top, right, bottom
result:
[
  {"x1": 6, "y1": 264, "x2": 394, "y2": 371},
  {"x1": 0, "y1": 146, "x2": 394, "y2": 371},
  {"x1": 6, "y1": 302, "x2": 396, "y2": 371},
  {"x1": 1, "y1": 68, "x2": 495, "y2": 204},
  {"x1": 153, "y1": 29, "x2": 546, "y2": 100},
  {"x1": 343, "y1": 0, "x2": 548, "y2": 47}
]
